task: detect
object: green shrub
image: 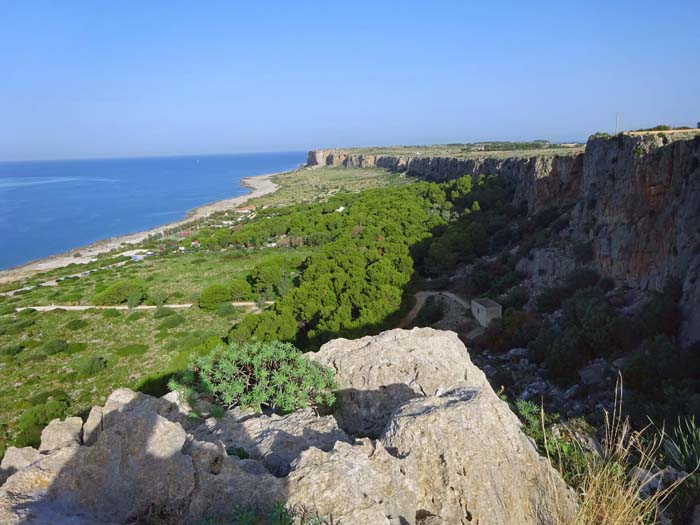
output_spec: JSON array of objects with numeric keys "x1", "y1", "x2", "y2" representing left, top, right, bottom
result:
[
  {"x1": 65, "y1": 342, "x2": 87, "y2": 354},
  {"x1": 476, "y1": 308, "x2": 540, "y2": 353},
  {"x1": 409, "y1": 296, "x2": 446, "y2": 327},
  {"x1": 14, "y1": 399, "x2": 70, "y2": 448},
  {"x1": 65, "y1": 318, "x2": 88, "y2": 331},
  {"x1": 0, "y1": 305, "x2": 15, "y2": 316},
  {"x1": 158, "y1": 314, "x2": 185, "y2": 330},
  {"x1": 536, "y1": 286, "x2": 566, "y2": 313},
  {"x1": 127, "y1": 291, "x2": 144, "y2": 308},
  {"x1": 148, "y1": 290, "x2": 167, "y2": 307},
  {"x1": 115, "y1": 343, "x2": 149, "y2": 357},
  {"x1": 42, "y1": 339, "x2": 69, "y2": 355},
  {"x1": 198, "y1": 284, "x2": 231, "y2": 310},
  {"x1": 93, "y1": 280, "x2": 146, "y2": 305},
  {"x1": 663, "y1": 417, "x2": 700, "y2": 472},
  {"x1": 154, "y1": 307, "x2": 176, "y2": 319},
  {"x1": 170, "y1": 341, "x2": 336, "y2": 413},
  {"x1": 101, "y1": 308, "x2": 121, "y2": 319},
  {"x1": 228, "y1": 279, "x2": 252, "y2": 301},
  {"x1": 126, "y1": 311, "x2": 146, "y2": 322},
  {"x1": 0, "y1": 344, "x2": 24, "y2": 357},
  {"x1": 215, "y1": 303, "x2": 241, "y2": 318},
  {"x1": 76, "y1": 355, "x2": 108, "y2": 377}
]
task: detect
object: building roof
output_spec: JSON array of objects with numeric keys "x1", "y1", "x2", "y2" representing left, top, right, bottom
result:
[{"x1": 471, "y1": 297, "x2": 501, "y2": 309}]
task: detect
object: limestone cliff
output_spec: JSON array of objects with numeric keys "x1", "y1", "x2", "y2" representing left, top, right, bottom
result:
[
  {"x1": 309, "y1": 132, "x2": 700, "y2": 344},
  {"x1": 307, "y1": 148, "x2": 584, "y2": 214}
]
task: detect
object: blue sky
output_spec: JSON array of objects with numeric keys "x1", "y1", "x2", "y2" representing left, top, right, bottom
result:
[{"x1": 1, "y1": 1, "x2": 698, "y2": 161}]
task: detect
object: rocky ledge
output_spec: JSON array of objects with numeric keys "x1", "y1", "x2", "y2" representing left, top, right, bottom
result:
[{"x1": 0, "y1": 328, "x2": 573, "y2": 525}]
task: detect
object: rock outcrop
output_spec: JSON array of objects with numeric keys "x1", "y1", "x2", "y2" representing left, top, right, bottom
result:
[
  {"x1": 0, "y1": 328, "x2": 573, "y2": 524},
  {"x1": 309, "y1": 328, "x2": 471, "y2": 436}
]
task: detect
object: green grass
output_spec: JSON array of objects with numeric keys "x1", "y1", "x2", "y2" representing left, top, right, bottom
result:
[
  {"x1": 0, "y1": 305, "x2": 239, "y2": 455},
  {"x1": 3, "y1": 248, "x2": 311, "y2": 308},
  {"x1": 332, "y1": 142, "x2": 584, "y2": 159},
  {"x1": 245, "y1": 166, "x2": 413, "y2": 208}
]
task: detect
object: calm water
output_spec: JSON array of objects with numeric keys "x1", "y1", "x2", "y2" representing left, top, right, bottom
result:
[{"x1": 0, "y1": 152, "x2": 305, "y2": 270}]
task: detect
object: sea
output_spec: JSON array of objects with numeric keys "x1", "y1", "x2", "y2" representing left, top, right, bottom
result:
[{"x1": 0, "y1": 151, "x2": 306, "y2": 270}]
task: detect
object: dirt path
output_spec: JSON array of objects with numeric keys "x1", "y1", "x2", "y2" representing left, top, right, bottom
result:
[
  {"x1": 13, "y1": 301, "x2": 272, "y2": 312},
  {"x1": 398, "y1": 291, "x2": 471, "y2": 328}
]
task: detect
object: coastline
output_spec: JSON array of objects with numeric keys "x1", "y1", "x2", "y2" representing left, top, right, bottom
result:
[{"x1": 0, "y1": 171, "x2": 282, "y2": 285}]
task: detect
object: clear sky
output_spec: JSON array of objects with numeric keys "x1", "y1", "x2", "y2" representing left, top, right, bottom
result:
[{"x1": 1, "y1": 1, "x2": 699, "y2": 161}]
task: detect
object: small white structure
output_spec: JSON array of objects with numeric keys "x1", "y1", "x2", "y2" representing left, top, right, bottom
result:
[{"x1": 471, "y1": 298, "x2": 502, "y2": 328}]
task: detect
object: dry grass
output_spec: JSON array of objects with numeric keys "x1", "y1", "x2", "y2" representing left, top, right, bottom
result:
[{"x1": 547, "y1": 385, "x2": 687, "y2": 525}]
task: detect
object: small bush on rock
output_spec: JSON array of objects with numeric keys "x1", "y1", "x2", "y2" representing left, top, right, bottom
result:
[{"x1": 170, "y1": 341, "x2": 336, "y2": 413}]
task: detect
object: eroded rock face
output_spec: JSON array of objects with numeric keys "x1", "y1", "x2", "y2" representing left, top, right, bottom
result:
[
  {"x1": 381, "y1": 389, "x2": 574, "y2": 525},
  {"x1": 310, "y1": 328, "x2": 470, "y2": 436},
  {"x1": 192, "y1": 407, "x2": 350, "y2": 476},
  {"x1": 286, "y1": 439, "x2": 416, "y2": 525}
]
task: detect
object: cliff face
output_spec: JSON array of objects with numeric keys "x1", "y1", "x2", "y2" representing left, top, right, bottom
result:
[
  {"x1": 309, "y1": 134, "x2": 700, "y2": 344},
  {"x1": 307, "y1": 149, "x2": 585, "y2": 214},
  {"x1": 571, "y1": 134, "x2": 700, "y2": 344}
]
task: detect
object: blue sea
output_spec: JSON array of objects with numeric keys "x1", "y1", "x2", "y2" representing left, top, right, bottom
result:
[{"x1": 0, "y1": 152, "x2": 305, "y2": 270}]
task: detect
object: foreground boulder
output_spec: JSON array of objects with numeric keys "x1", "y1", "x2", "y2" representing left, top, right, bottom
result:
[
  {"x1": 382, "y1": 389, "x2": 574, "y2": 525},
  {"x1": 310, "y1": 328, "x2": 471, "y2": 436},
  {"x1": 286, "y1": 439, "x2": 416, "y2": 524},
  {"x1": 0, "y1": 328, "x2": 574, "y2": 524}
]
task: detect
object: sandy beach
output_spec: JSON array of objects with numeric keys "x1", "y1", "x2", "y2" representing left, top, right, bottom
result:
[{"x1": 0, "y1": 172, "x2": 280, "y2": 285}]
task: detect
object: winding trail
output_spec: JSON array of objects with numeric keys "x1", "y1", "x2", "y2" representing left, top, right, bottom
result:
[{"x1": 398, "y1": 291, "x2": 471, "y2": 328}]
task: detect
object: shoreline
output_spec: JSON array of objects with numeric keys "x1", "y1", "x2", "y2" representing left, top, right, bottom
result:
[{"x1": 0, "y1": 171, "x2": 283, "y2": 285}]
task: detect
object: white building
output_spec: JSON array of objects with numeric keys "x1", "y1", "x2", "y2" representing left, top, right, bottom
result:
[{"x1": 470, "y1": 298, "x2": 502, "y2": 328}]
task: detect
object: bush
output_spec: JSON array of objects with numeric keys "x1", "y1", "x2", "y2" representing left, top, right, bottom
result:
[
  {"x1": 476, "y1": 308, "x2": 540, "y2": 353},
  {"x1": 153, "y1": 307, "x2": 176, "y2": 319},
  {"x1": 115, "y1": 343, "x2": 149, "y2": 357},
  {"x1": 148, "y1": 290, "x2": 167, "y2": 307},
  {"x1": 65, "y1": 318, "x2": 88, "y2": 331},
  {"x1": 126, "y1": 311, "x2": 145, "y2": 322},
  {"x1": 563, "y1": 268, "x2": 600, "y2": 291},
  {"x1": 0, "y1": 344, "x2": 24, "y2": 357},
  {"x1": 158, "y1": 314, "x2": 185, "y2": 330},
  {"x1": 536, "y1": 287, "x2": 566, "y2": 313},
  {"x1": 198, "y1": 284, "x2": 231, "y2": 310},
  {"x1": 65, "y1": 342, "x2": 87, "y2": 354},
  {"x1": 101, "y1": 308, "x2": 121, "y2": 319},
  {"x1": 228, "y1": 279, "x2": 252, "y2": 301},
  {"x1": 76, "y1": 355, "x2": 108, "y2": 377},
  {"x1": 93, "y1": 280, "x2": 146, "y2": 305},
  {"x1": 14, "y1": 399, "x2": 70, "y2": 448},
  {"x1": 42, "y1": 339, "x2": 68, "y2": 355},
  {"x1": 410, "y1": 296, "x2": 446, "y2": 327},
  {"x1": 127, "y1": 291, "x2": 144, "y2": 309},
  {"x1": 170, "y1": 341, "x2": 336, "y2": 413},
  {"x1": 215, "y1": 303, "x2": 241, "y2": 318}
]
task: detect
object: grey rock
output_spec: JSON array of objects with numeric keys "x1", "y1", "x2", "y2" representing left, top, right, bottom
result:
[
  {"x1": 39, "y1": 417, "x2": 83, "y2": 452},
  {"x1": 0, "y1": 447, "x2": 41, "y2": 487},
  {"x1": 309, "y1": 327, "x2": 470, "y2": 436},
  {"x1": 193, "y1": 407, "x2": 349, "y2": 476},
  {"x1": 578, "y1": 358, "x2": 608, "y2": 386},
  {"x1": 286, "y1": 439, "x2": 416, "y2": 525},
  {"x1": 381, "y1": 388, "x2": 575, "y2": 525}
]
